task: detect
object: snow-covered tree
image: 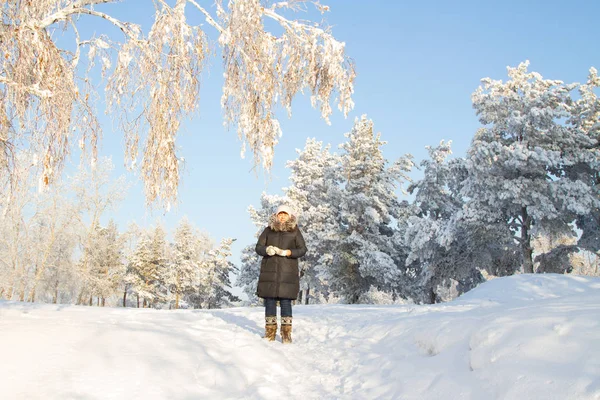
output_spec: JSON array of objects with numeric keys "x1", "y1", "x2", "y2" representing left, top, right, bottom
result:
[
  {"x1": 1, "y1": 0, "x2": 356, "y2": 208},
  {"x1": 120, "y1": 222, "x2": 142, "y2": 307},
  {"x1": 125, "y1": 225, "x2": 168, "y2": 308},
  {"x1": 25, "y1": 181, "x2": 81, "y2": 303},
  {"x1": 404, "y1": 140, "x2": 519, "y2": 303},
  {"x1": 328, "y1": 115, "x2": 413, "y2": 303},
  {"x1": 285, "y1": 138, "x2": 342, "y2": 303},
  {"x1": 72, "y1": 158, "x2": 127, "y2": 304},
  {"x1": 200, "y1": 238, "x2": 239, "y2": 309},
  {"x1": 0, "y1": 152, "x2": 38, "y2": 300},
  {"x1": 465, "y1": 62, "x2": 600, "y2": 273},
  {"x1": 237, "y1": 246, "x2": 262, "y2": 304},
  {"x1": 568, "y1": 68, "x2": 600, "y2": 257},
  {"x1": 0, "y1": 155, "x2": 128, "y2": 303},
  {"x1": 42, "y1": 227, "x2": 78, "y2": 304},
  {"x1": 167, "y1": 218, "x2": 202, "y2": 309},
  {"x1": 79, "y1": 220, "x2": 124, "y2": 306},
  {"x1": 406, "y1": 141, "x2": 473, "y2": 302}
]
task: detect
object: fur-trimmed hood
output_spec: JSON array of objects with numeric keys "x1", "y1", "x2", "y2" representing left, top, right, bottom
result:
[{"x1": 268, "y1": 214, "x2": 298, "y2": 232}]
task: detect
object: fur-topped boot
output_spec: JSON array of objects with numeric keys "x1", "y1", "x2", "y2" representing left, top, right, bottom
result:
[
  {"x1": 281, "y1": 316, "x2": 292, "y2": 344},
  {"x1": 264, "y1": 316, "x2": 277, "y2": 341}
]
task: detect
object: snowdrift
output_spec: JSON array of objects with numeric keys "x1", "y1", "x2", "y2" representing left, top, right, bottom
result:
[{"x1": 1, "y1": 274, "x2": 599, "y2": 399}]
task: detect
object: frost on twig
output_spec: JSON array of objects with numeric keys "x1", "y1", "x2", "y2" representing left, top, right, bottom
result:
[{"x1": 0, "y1": 0, "x2": 355, "y2": 209}]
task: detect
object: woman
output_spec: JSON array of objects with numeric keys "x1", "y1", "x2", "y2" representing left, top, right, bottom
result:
[{"x1": 255, "y1": 205, "x2": 307, "y2": 343}]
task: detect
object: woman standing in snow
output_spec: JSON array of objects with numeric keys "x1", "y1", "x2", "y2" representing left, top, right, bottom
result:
[{"x1": 255, "y1": 205, "x2": 307, "y2": 343}]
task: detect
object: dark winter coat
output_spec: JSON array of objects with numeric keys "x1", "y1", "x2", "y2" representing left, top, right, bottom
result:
[{"x1": 255, "y1": 214, "x2": 307, "y2": 300}]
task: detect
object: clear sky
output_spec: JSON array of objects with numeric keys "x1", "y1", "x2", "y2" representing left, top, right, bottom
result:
[{"x1": 76, "y1": 0, "x2": 600, "y2": 295}]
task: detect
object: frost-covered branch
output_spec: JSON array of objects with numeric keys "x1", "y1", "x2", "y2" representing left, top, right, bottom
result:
[
  {"x1": 1, "y1": 0, "x2": 355, "y2": 210},
  {"x1": 187, "y1": 0, "x2": 226, "y2": 35},
  {"x1": 38, "y1": 1, "x2": 119, "y2": 30}
]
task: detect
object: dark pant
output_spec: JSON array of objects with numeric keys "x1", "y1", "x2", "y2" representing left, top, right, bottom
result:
[{"x1": 264, "y1": 297, "x2": 292, "y2": 318}]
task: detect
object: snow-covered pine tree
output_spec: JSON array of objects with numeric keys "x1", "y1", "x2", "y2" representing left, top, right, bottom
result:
[
  {"x1": 120, "y1": 222, "x2": 142, "y2": 307},
  {"x1": 72, "y1": 158, "x2": 127, "y2": 305},
  {"x1": 330, "y1": 115, "x2": 413, "y2": 303},
  {"x1": 125, "y1": 230, "x2": 150, "y2": 308},
  {"x1": 104, "y1": 220, "x2": 126, "y2": 304},
  {"x1": 466, "y1": 62, "x2": 600, "y2": 273},
  {"x1": 81, "y1": 223, "x2": 107, "y2": 305},
  {"x1": 405, "y1": 141, "x2": 487, "y2": 303},
  {"x1": 237, "y1": 246, "x2": 262, "y2": 304},
  {"x1": 568, "y1": 68, "x2": 600, "y2": 258},
  {"x1": 167, "y1": 218, "x2": 202, "y2": 309},
  {"x1": 204, "y1": 238, "x2": 239, "y2": 309},
  {"x1": 125, "y1": 225, "x2": 168, "y2": 308},
  {"x1": 285, "y1": 138, "x2": 342, "y2": 303}
]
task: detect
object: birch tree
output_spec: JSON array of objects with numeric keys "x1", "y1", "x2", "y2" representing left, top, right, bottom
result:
[
  {"x1": 0, "y1": 152, "x2": 37, "y2": 300},
  {"x1": 25, "y1": 179, "x2": 81, "y2": 302},
  {"x1": 1, "y1": 0, "x2": 356, "y2": 209}
]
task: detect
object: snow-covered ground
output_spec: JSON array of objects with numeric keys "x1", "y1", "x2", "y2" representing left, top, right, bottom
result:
[{"x1": 1, "y1": 274, "x2": 599, "y2": 400}]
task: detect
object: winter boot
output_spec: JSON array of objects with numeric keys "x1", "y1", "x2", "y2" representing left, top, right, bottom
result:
[
  {"x1": 281, "y1": 316, "x2": 292, "y2": 344},
  {"x1": 264, "y1": 316, "x2": 277, "y2": 341}
]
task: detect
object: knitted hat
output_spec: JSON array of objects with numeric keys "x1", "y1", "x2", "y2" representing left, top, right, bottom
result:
[{"x1": 276, "y1": 205, "x2": 294, "y2": 217}]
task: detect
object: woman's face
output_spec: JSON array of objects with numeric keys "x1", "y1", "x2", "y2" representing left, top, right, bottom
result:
[{"x1": 277, "y1": 212, "x2": 290, "y2": 223}]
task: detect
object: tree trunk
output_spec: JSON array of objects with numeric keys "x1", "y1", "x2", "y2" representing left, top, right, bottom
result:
[
  {"x1": 52, "y1": 280, "x2": 59, "y2": 304},
  {"x1": 29, "y1": 226, "x2": 60, "y2": 302},
  {"x1": 89, "y1": 295, "x2": 93, "y2": 306},
  {"x1": 305, "y1": 287, "x2": 310, "y2": 305},
  {"x1": 6, "y1": 259, "x2": 19, "y2": 300},
  {"x1": 6, "y1": 284, "x2": 13, "y2": 301},
  {"x1": 18, "y1": 279, "x2": 26, "y2": 302},
  {"x1": 297, "y1": 289, "x2": 303, "y2": 304},
  {"x1": 428, "y1": 286, "x2": 436, "y2": 304},
  {"x1": 521, "y1": 206, "x2": 534, "y2": 273},
  {"x1": 123, "y1": 291, "x2": 127, "y2": 307},
  {"x1": 136, "y1": 294, "x2": 140, "y2": 308},
  {"x1": 175, "y1": 272, "x2": 181, "y2": 309}
]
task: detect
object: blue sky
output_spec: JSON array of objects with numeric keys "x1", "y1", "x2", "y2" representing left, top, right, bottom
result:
[{"x1": 75, "y1": 0, "x2": 600, "y2": 292}]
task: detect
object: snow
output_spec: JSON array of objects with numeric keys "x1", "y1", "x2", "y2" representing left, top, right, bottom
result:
[{"x1": 1, "y1": 274, "x2": 599, "y2": 400}]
